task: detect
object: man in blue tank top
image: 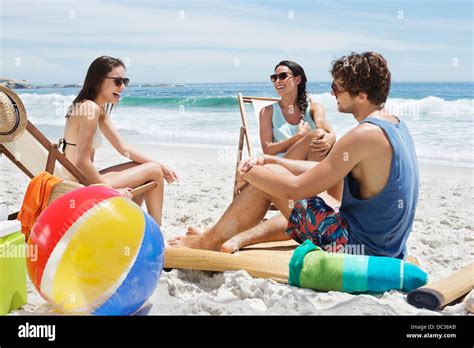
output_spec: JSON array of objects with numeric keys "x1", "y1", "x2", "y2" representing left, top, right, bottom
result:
[{"x1": 170, "y1": 52, "x2": 419, "y2": 260}]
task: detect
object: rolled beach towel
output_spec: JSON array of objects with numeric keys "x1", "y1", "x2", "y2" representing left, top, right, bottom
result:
[{"x1": 289, "y1": 240, "x2": 428, "y2": 293}]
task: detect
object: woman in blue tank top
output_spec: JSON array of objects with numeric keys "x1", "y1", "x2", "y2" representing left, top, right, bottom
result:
[{"x1": 259, "y1": 61, "x2": 337, "y2": 162}]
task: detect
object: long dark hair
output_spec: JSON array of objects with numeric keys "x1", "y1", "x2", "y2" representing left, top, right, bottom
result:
[
  {"x1": 67, "y1": 56, "x2": 125, "y2": 117},
  {"x1": 275, "y1": 60, "x2": 308, "y2": 116}
]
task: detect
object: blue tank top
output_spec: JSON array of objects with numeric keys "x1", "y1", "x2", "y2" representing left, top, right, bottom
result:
[
  {"x1": 339, "y1": 117, "x2": 419, "y2": 259},
  {"x1": 272, "y1": 101, "x2": 316, "y2": 143}
]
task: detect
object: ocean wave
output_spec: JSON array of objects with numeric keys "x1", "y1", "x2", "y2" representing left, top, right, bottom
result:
[
  {"x1": 18, "y1": 93, "x2": 76, "y2": 105},
  {"x1": 119, "y1": 96, "x2": 238, "y2": 108},
  {"x1": 18, "y1": 92, "x2": 473, "y2": 116},
  {"x1": 309, "y1": 93, "x2": 474, "y2": 116},
  {"x1": 17, "y1": 93, "x2": 239, "y2": 109}
]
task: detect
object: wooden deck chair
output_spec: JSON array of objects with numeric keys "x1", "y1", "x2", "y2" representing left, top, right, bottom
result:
[
  {"x1": 0, "y1": 86, "x2": 157, "y2": 220},
  {"x1": 234, "y1": 93, "x2": 279, "y2": 197}
]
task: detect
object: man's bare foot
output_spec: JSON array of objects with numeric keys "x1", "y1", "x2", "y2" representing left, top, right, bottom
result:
[
  {"x1": 168, "y1": 234, "x2": 219, "y2": 251},
  {"x1": 186, "y1": 226, "x2": 205, "y2": 236},
  {"x1": 220, "y1": 235, "x2": 242, "y2": 253}
]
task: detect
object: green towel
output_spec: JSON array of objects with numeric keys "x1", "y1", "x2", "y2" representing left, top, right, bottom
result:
[{"x1": 289, "y1": 240, "x2": 428, "y2": 293}]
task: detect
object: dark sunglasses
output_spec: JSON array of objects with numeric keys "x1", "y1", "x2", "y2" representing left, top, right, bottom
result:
[
  {"x1": 331, "y1": 81, "x2": 346, "y2": 96},
  {"x1": 105, "y1": 77, "x2": 130, "y2": 87},
  {"x1": 270, "y1": 72, "x2": 293, "y2": 83}
]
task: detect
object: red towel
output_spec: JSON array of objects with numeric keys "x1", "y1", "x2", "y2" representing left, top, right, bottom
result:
[{"x1": 17, "y1": 171, "x2": 63, "y2": 240}]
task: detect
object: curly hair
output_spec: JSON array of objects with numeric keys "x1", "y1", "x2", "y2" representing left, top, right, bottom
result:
[
  {"x1": 330, "y1": 52, "x2": 391, "y2": 106},
  {"x1": 275, "y1": 60, "x2": 308, "y2": 116}
]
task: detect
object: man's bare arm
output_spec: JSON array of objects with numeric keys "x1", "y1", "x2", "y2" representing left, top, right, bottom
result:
[
  {"x1": 264, "y1": 155, "x2": 317, "y2": 175},
  {"x1": 244, "y1": 128, "x2": 366, "y2": 200}
]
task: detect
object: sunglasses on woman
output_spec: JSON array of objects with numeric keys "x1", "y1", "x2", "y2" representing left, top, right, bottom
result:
[
  {"x1": 105, "y1": 77, "x2": 130, "y2": 87},
  {"x1": 270, "y1": 72, "x2": 293, "y2": 83}
]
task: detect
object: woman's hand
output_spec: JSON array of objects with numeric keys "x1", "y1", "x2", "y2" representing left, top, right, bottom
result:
[
  {"x1": 297, "y1": 120, "x2": 311, "y2": 137},
  {"x1": 116, "y1": 187, "x2": 133, "y2": 200},
  {"x1": 310, "y1": 130, "x2": 336, "y2": 156},
  {"x1": 160, "y1": 163, "x2": 179, "y2": 184}
]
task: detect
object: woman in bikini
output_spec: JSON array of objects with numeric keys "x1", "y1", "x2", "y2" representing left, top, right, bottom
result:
[{"x1": 61, "y1": 55, "x2": 177, "y2": 226}]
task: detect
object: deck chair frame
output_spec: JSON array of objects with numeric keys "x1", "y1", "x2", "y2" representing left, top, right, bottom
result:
[
  {"x1": 1, "y1": 121, "x2": 156, "y2": 220},
  {"x1": 234, "y1": 93, "x2": 279, "y2": 198}
]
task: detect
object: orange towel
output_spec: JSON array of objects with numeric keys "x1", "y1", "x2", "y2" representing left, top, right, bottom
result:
[{"x1": 18, "y1": 171, "x2": 63, "y2": 239}]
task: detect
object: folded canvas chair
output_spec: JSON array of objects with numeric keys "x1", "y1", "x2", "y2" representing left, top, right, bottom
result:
[
  {"x1": 0, "y1": 85, "x2": 156, "y2": 219},
  {"x1": 234, "y1": 93, "x2": 279, "y2": 197}
]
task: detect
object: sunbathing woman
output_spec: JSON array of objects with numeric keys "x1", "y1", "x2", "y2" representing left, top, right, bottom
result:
[{"x1": 61, "y1": 56, "x2": 177, "y2": 226}]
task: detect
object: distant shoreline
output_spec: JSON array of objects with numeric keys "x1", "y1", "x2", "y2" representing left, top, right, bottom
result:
[{"x1": 4, "y1": 81, "x2": 474, "y2": 90}]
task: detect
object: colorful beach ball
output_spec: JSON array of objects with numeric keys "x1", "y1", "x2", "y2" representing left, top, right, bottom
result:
[{"x1": 26, "y1": 186, "x2": 164, "y2": 315}]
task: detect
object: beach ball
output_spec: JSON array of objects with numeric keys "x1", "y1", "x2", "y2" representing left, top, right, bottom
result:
[{"x1": 26, "y1": 186, "x2": 164, "y2": 315}]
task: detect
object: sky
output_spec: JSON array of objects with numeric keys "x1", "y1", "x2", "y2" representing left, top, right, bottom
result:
[{"x1": 0, "y1": 0, "x2": 472, "y2": 84}]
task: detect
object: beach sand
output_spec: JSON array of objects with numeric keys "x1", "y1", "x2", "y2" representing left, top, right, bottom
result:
[{"x1": 2, "y1": 142, "x2": 472, "y2": 315}]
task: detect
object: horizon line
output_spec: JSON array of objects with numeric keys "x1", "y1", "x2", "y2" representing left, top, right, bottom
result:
[{"x1": 6, "y1": 80, "x2": 474, "y2": 88}]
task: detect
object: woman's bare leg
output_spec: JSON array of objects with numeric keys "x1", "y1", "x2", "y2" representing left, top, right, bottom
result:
[
  {"x1": 100, "y1": 161, "x2": 164, "y2": 225},
  {"x1": 284, "y1": 130, "x2": 325, "y2": 162},
  {"x1": 100, "y1": 162, "x2": 148, "y2": 205},
  {"x1": 169, "y1": 164, "x2": 295, "y2": 251}
]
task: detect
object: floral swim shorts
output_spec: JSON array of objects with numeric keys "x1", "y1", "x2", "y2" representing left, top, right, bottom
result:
[{"x1": 286, "y1": 195, "x2": 349, "y2": 252}]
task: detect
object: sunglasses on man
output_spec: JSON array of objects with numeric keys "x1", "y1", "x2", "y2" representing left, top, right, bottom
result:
[
  {"x1": 331, "y1": 81, "x2": 346, "y2": 96},
  {"x1": 105, "y1": 77, "x2": 130, "y2": 87},
  {"x1": 270, "y1": 72, "x2": 293, "y2": 83}
]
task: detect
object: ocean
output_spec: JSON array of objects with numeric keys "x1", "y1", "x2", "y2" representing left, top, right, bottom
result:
[{"x1": 16, "y1": 82, "x2": 474, "y2": 167}]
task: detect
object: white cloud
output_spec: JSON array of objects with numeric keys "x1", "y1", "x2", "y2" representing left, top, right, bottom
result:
[{"x1": 0, "y1": 0, "x2": 472, "y2": 83}]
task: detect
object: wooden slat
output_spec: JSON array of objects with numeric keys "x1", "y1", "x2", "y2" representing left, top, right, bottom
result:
[
  {"x1": 130, "y1": 182, "x2": 157, "y2": 197},
  {"x1": 233, "y1": 127, "x2": 245, "y2": 198},
  {"x1": 45, "y1": 144, "x2": 58, "y2": 174},
  {"x1": 242, "y1": 96, "x2": 280, "y2": 103},
  {"x1": 237, "y1": 93, "x2": 254, "y2": 158},
  {"x1": 0, "y1": 144, "x2": 34, "y2": 178},
  {"x1": 26, "y1": 121, "x2": 91, "y2": 185}
]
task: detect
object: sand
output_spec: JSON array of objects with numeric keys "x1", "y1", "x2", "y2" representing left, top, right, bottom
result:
[{"x1": 2, "y1": 142, "x2": 472, "y2": 315}]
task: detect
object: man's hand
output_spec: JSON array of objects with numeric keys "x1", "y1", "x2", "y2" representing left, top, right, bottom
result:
[
  {"x1": 234, "y1": 155, "x2": 265, "y2": 195},
  {"x1": 310, "y1": 130, "x2": 336, "y2": 157}
]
